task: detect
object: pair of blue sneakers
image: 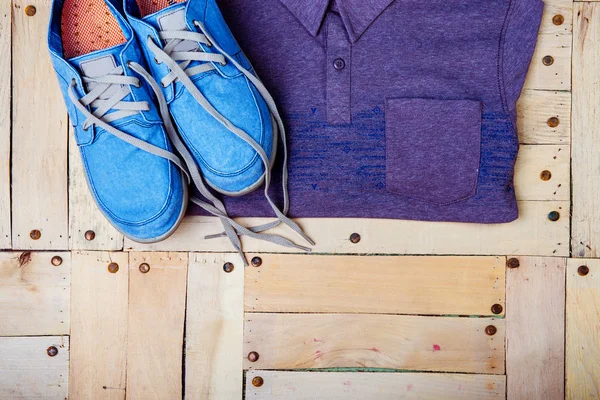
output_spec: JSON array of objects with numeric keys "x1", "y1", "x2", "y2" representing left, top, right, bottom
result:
[{"x1": 48, "y1": 0, "x2": 313, "y2": 261}]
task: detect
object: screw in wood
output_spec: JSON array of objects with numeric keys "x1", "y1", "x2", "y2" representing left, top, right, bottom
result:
[
  {"x1": 491, "y1": 304, "x2": 503, "y2": 314},
  {"x1": 25, "y1": 5, "x2": 36, "y2": 16},
  {"x1": 139, "y1": 263, "x2": 150, "y2": 274},
  {"x1": 485, "y1": 325, "x2": 497, "y2": 336},
  {"x1": 540, "y1": 170, "x2": 552, "y2": 181},
  {"x1": 507, "y1": 258, "x2": 520, "y2": 269},
  {"x1": 51, "y1": 256, "x2": 63, "y2": 266},
  {"x1": 29, "y1": 229, "x2": 41, "y2": 240},
  {"x1": 251, "y1": 256, "x2": 263, "y2": 267},
  {"x1": 552, "y1": 14, "x2": 564, "y2": 25},
  {"x1": 542, "y1": 55, "x2": 554, "y2": 66},
  {"x1": 349, "y1": 233, "x2": 361, "y2": 244},
  {"x1": 46, "y1": 346, "x2": 58, "y2": 357},
  {"x1": 108, "y1": 263, "x2": 119, "y2": 273},
  {"x1": 578, "y1": 265, "x2": 590, "y2": 276},
  {"x1": 223, "y1": 262, "x2": 234, "y2": 273},
  {"x1": 248, "y1": 351, "x2": 259, "y2": 362},
  {"x1": 252, "y1": 376, "x2": 264, "y2": 387},
  {"x1": 548, "y1": 211, "x2": 560, "y2": 222},
  {"x1": 547, "y1": 117, "x2": 560, "y2": 128},
  {"x1": 84, "y1": 230, "x2": 96, "y2": 241}
]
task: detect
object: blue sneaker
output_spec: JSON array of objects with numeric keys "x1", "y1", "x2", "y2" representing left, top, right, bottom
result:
[
  {"x1": 122, "y1": 0, "x2": 275, "y2": 196},
  {"x1": 48, "y1": 0, "x2": 188, "y2": 243}
]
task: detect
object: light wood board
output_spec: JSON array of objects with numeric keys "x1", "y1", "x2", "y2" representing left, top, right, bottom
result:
[
  {"x1": 126, "y1": 252, "x2": 188, "y2": 400},
  {"x1": 506, "y1": 256, "x2": 566, "y2": 400},
  {"x1": 69, "y1": 251, "x2": 129, "y2": 400},
  {"x1": 0, "y1": 251, "x2": 70, "y2": 336},
  {"x1": 11, "y1": 0, "x2": 68, "y2": 250},
  {"x1": 517, "y1": 90, "x2": 570, "y2": 145},
  {"x1": 185, "y1": 253, "x2": 244, "y2": 400},
  {"x1": 0, "y1": 336, "x2": 69, "y2": 399},
  {"x1": 245, "y1": 370, "x2": 507, "y2": 400},
  {"x1": 245, "y1": 254, "x2": 505, "y2": 316},
  {"x1": 243, "y1": 313, "x2": 505, "y2": 374},
  {"x1": 566, "y1": 258, "x2": 600, "y2": 399},
  {"x1": 515, "y1": 145, "x2": 569, "y2": 200},
  {"x1": 0, "y1": 0, "x2": 11, "y2": 250}
]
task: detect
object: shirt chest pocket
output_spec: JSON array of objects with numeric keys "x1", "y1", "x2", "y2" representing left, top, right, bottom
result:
[{"x1": 385, "y1": 98, "x2": 482, "y2": 206}]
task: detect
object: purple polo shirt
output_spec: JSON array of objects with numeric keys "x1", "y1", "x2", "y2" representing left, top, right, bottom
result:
[{"x1": 190, "y1": 0, "x2": 544, "y2": 223}]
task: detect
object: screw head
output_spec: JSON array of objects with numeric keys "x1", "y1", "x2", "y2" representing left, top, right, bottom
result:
[
  {"x1": 349, "y1": 233, "x2": 361, "y2": 244},
  {"x1": 547, "y1": 117, "x2": 560, "y2": 128},
  {"x1": 47, "y1": 346, "x2": 58, "y2": 357},
  {"x1": 485, "y1": 325, "x2": 497, "y2": 336},
  {"x1": 252, "y1": 376, "x2": 264, "y2": 387},
  {"x1": 29, "y1": 229, "x2": 41, "y2": 240},
  {"x1": 578, "y1": 265, "x2": 590, "y2": 276},
  {"x1": 552, "y1": 14, "x2": 564, "y2": 25},
  {"x1": 507, "y1": 258, "x2": 520, "y2": 269},
  {"x1": 542, "y1": 55, "x2": 554, "y2": 66},
  {"x1": 248, "y1": 351, "x2": 259, "y2": 362},
  {"x1": 251, "y1": 256, "x2": 263, "y2": 267},
  {"x1": 548, "y1": 211, "x2": 560, "y2": 222},
  {"x1": 108, "y1": 263, "x2": 119, "y2": 273},
  {"x1": 84, "y1": 230, "x2": 96, "y2": 241},
  {"x1": 139, "y1": 263, "x2": 150, "y2": 274},
  {"x1": 223, "y1": 262, "x2": 234, "y2": 273},
  {"x1": 540, "y1": 170, "x2": 552, "y2": 181},
  {"x1": 25, "y1": 5, "x2": 36, "y2": 16},
  {"x1": 51, "y1": 256, "x2": 63, "y2": 266},
  {"x1": 491, "y1": 304, "x2": 503, "y2": 314}
]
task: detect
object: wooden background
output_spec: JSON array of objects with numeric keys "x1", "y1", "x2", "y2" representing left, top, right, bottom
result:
[{"x1": 0, "y1": 0, "x2": 599, "y2": 398}]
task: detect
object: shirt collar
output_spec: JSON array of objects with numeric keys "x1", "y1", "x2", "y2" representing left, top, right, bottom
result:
[{"x1": 280, "y1": 0, "x2": 394, "y2": 43}]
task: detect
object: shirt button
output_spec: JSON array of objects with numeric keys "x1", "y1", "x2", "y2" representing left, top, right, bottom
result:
[{"x1": 333, "y1": 58, "x2": 346, "y2": 71}]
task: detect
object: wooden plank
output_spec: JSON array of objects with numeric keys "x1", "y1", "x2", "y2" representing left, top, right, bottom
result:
[
  {"x1": 0, "y1": 0, "x2": 10, "y2": 250},
  {"x1": 245, "y1": 255, "x2": 505, "y2": 316},
  {"x1": 515, "y1": 145, "x2": 569, "y2": 201},
  {"x1": 516, "y1": 90, "x2": 570, "y2": 144},
  {"x1": 11, "y1": 0, "x2": 68, "y2": 250},
  {"x1": 245, "y1": 371, "x2": 507, "y2": 400},
  {"x1": 506, "y1": 256, "x2": 566, "y2": 400},
  {"x1": 566, "y1": 259, "x2": 600, "y2": 399},
  {"x1": 127, "y1": 200, "x2": 569, "y2": 256},
  {"x1": 69, "y1": 251, "x2": 128, "y2": 400},
  {"x1": 0, "y1": 336, "x2": 69, "y2": 399},
  {"x1": 524, "y1": 31, "x2": 571, "y2": 91},
  {"x1": 539, "y1": 0, "x2": 572, "y2": 37},
  {"x1": 126, "y1": 252, "x2": 188, "y2": 400},
  {"x1": 572, "y1": 3, "x2": 600, "y2": 258},
  {"x1": 0, "y1": 251, "x2": 70, "y2": 336},
  {"x1": 185, "y1": 253, "x2": 244, "y2": 400},
  {"x1": 69, "y1": 127, "x2": 123, "y2": 251},
  {"x1": 243, "y1": 314, "x2": 505, "y2": 374}
]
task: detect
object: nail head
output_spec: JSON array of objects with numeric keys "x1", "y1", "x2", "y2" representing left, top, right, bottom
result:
[
  {"x1": 51, "y1": 256, "x2": 63, "y2": 266},
  {"x1": 29, "y1": 229, "x2": 41, "y2": 240},
  {"x1": 491, "y1": 304, "x2": 503, "y2": 314},
  {"x1": 223, "y1": 262, "x2": 234, "y2": 273},
  {"x1": 542, "y1": 55, "x2": 554, "y2": 66},
  {"x1": 548, "y1": 211, "x2": 560, "y2": 222},
  {"x1": 108, "y1": 262, "x2": 119, "y2": 273},
  {"x1": 547, "y1": 117, "x2": 560, "y2": 128},
  {"x1": 46, "y1": 346, "x2": 58, "y2": 357},
  {"x1": 248, "y1": 351, "x2": 259, "y2": 362},
  {"x1": 578, "y1": 265, "x2": 589, "y2": 276},
  {"x1": 25, "y1": 5, "x2": 36, "y2": 16},
  {"x1": 252, "y1": 376, "x2": 264, "y2": 387},
  {"x1": 349, "y1": 233, "x2": 361, "y2": 244},
  {"x1": 552, "y1": 14, "x2": 564, "y2": 25},
  {"x1": 507, "y1": 258, "x2": 520, "y2": 269},
  {"x1": 485, "y1": 325, "x2": 497, "y2": 336},
  {"x1": 139, "y1": 263, "x2": 150, "y2": 273},
  {"x1": 540, "y1": 170, "x2": 552, "y2": 181},
  {"x1": 251, "y1": 256, "x2": 263, "y2": 267},
  {"x1": 84, "y1": 230, "x2": 95, "y2": 241}
]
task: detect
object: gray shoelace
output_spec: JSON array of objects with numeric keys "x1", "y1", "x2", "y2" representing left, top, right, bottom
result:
[
  {"x1": 147, "y1": 20, "x2": 315, "y2": 247},
  {"x1": 68, "y1": 60, "x2": 312, "y2": 265}
]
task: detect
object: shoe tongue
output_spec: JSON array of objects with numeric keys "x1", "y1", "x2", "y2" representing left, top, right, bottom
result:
[
  {"x1": 69, "y1": 43, "x2": 127, "y2": 99},
  {"x1": 143, "y1": 4, "x2": 198, "y2": 53}
]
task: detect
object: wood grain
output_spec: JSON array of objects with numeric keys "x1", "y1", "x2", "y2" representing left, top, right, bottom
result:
[
  {"x1": 245, "y1": 370, "x2": 506, "y2": 400},
  {"x1": 126, "y1": 252, "x2": 188, "y2": 400},
  {"x1": 0, "y1": 336, "x2": 69, "y2": 399},
  {"x1": 243, "y1": 314, "x2": 505, "y2": 374},
  {"x1": 0, "y1": 251, "x2": 70, "y2": 336},
  {"x1": 69, "y1": 126, "x2": 123, "y2": 251},
  {"x1": 185, "y1": 253, "x2": 244, "y2": 400},
  {"x1": 0, "y1": 0, "x2": 11, "y2": 250},
  {"x1": 126, "y1": 201, "x2": 569, "y2": 257},
  {"x1": 11, "y1": 0, "x2": 68, "y2": 250},
  {"x1": 514, "y1": 145, "x2": 569, "y2": 200},
  {"x1": 245, "y1": 254, "x2": 505, "y2": 316},
  {"x1": 516, "y1": 90, "x2": 570, "y2": 145},
  {"x1": 506, "y1": 256, "x2": 566, "y2": 400},
  {"x1": 572, "y1": 3, "x2": 600, "y2": 258},
  {"x1": 69, "y1": 251, "x2": 128, "y2": 400},
  {"x1": 566, "y1": 258, "x2": 600, "y2": 399}
]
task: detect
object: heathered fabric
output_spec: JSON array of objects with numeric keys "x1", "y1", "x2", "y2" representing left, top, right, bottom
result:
[{"x1": 189, "y1": 0, "x2": 544, "y2": 223}]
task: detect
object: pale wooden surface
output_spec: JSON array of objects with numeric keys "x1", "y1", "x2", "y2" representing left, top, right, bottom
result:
[
  {"x1": 69, "y1": 251, "x2": 129, "y2": 400},
  {"x1": 0, "y1": 336, "x2": 69, "y2": 399},
  {"x1": 506, "y1": 257, "x2": 566, "y2": 400},
  {"x1": 515, "y1": 145, "x2": 569, "y2": 201},
  {"x1": 126, "y1": 252, "x2": 188, "y2": 400},
  {"x1": 245, "y1": 254, "x2": 505, "y2": 316},
  {"x1": 245, "y1": 371, "x2": 507, "y2": 400},
  {"x1": 0, "y1": 0, "x2": 10, "y2": 250},
  {"x1": 566, "y1": 258, "x2": 600, "y2": 399},
  {"x1": 244, "y1": 313, "x2": 505, "y2": 374},
  {"x1": 572, "y1": 2, "x2": 600, "y2": 258},
  {"x1": 0, "y1": 251, "x2": 70, "y2": 336},
  {"x1": 11, "y1": 0, "x2": 68, "y2": 250},
  {"x1": 185, "y1": 253, "x2": 244, "y2": 400},
  {"x1": 516, "y1": 90, "x2": 570, "y2": 144}
]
